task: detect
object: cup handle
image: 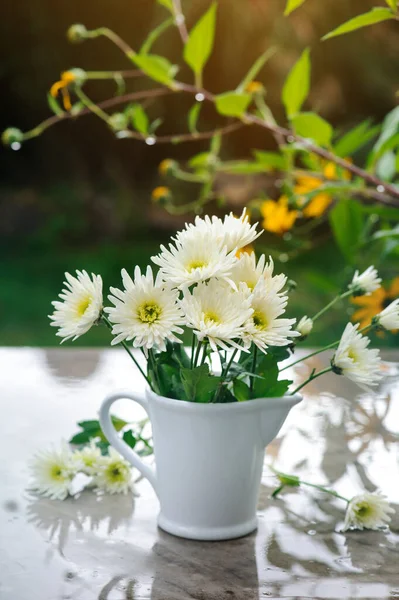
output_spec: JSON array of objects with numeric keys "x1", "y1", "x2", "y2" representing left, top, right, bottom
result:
[{"x1": 99, "y1": 391, "x2": 158, "y2": 497}]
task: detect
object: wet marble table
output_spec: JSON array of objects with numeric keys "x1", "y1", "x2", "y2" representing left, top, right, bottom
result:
[{"x1": 1, "y1": 348, "x2": 399, "y2": 600}]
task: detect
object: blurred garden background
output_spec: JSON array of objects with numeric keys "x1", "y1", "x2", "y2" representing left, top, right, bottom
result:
[{"x1": 1, "y1": 0, "x2": 398, "y2": 346}]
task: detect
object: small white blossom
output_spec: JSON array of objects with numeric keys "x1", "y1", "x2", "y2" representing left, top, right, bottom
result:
[
  {"x1": 349, "y1": 266, "x2": 381, "y2": 296},
  {"x1": 180, "y1": 279, "x2": 253, "y2": 352},
  {"x1": 94, "y1": 448, "x2": 133, "y2": 495},
  {"x1": 72, "y1": 441, "x2": 102, "y2": 476},
  {"x1": 331, "y1": 323, "x2": 382, "y2": 387},
  {"x1": 177, "y1": 209, "x2": 262, "y2": 253},
  {"x1": 30, "y1": 445, "x2": 77, "y2": 500},
  {"x1": 376, "y1": 299, "x2": 399, "y2": 331},
  {"x1": 230, "y1": 253, "x2": 287, "y2": 294},
  {"x1": 106, "y1": 266, "x2": 184, "y2": 351},
  {"x1": 49, "y1": 270, "x2": 103, "y2": 342},
  {"x1": 242, "y1": 282, "x2": 299, "y2": 352},
  {"x1": 151, "y1": 232, "x2": 237, "y2": 290},
  {"x1": 297, "y1": 316, "x2": 313, "y2": 337},
  {"x1": 343, "y1": 492, "x2": 394, "y2": 531}
]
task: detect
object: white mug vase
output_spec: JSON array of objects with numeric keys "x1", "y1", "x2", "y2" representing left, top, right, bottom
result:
[{"x1": 99, "y1": 389, "x2": 302, "y2": 541}]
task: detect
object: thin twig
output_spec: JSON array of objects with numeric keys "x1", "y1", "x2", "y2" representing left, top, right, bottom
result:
[{"x1": 172, "y1": 0, "x2": 189, "y2": 42}]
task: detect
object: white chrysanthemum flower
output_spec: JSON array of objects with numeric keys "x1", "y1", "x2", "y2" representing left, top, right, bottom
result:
[
  {"x1": 331, "y1": 323, "x2": 382, "y2": 386},
  {"x1": 94, "y1": 448, "x2": 133, "y2": 495},
  {"x1": 180, "y1": 279, "x2": 253, "y2": 352},
  {"x1": 343, "y1": 492, "x2": 394, "y2": 531},
  {"x1": 177, "y1": 209, "x2": 262, "y2": 253},
  {"x1": 297, "y1": 316, "x2": 313, "y2": 337},
  {"x1": 349, "y1": 266, "x2": 381, "y2": 296},
  {"x1": 49, "y1": 270, "x2": 103, "y2": 342},
  {"x1": 72, "y1": 441, "x2": 102, "y2": 476},
  {"x1": 376, "y1": 299, "x2": 399, "y2": 331},
  {"x1": 242, "y1": 283, "x2": 299, "y2": 352},
  {"x1": 105, "y1": 266, "x2": 184, "y2": 351},
  {"x1": 151, "y1": 232, "x2": 237, "y2": 290},
  {"x1": 30, "y1": 445, "x2": 77, "y2": 500},
  {"x1": 230, "y1": 253, "x2": 287, "y2": 294}
]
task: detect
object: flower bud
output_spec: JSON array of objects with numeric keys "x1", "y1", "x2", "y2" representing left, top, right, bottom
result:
[
  {"x1": 67, "y1": 68, "x2": 87, "y2": 85},
  {"x1": 108, "y1": 113, "x2": 129, "y2": 132},
  {"x1": 1, "y1": 127, "x2": 23, "y2": 147},
  {"x1": 158, "y1": 159, "x2": 177, "y2": 176},
  {"x1": 245, "y1": 80, "x2": 264, "y2": 95},
  {"x1": 297, "y1": 316, "x2": 313, "y2": 338},
  {"x1": 67, "y1": 24, "x2": 88, "y2": 43},
  {"x1": 151, "y1": 186, "x2": 171, "y2": 206}
]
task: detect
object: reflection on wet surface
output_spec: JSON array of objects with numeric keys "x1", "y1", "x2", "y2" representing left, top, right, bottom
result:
[{"x1": 1, "y1": 348, "x2": 399, "y2": 599}]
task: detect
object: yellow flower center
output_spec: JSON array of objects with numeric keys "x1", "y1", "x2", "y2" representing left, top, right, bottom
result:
[
  {"x1": 355, "y1": 502, "x2": 372, "y2": 518},
  {"x1": 203, "y1": 311, "x2": 220, "y2": 325},
  {"x1": 106, "y1": 463, "x2": 126, "y2": 482},
  {"x1": 347, "y1": 348, "x2": 358, "y2": 362},
  {"x1": 187, "y1": 260, "x2": 207, "y2": 272},
  {"x1": 50, "y1": 465, "x2": 63, "y2": 480},
  {"x1": 137, "y1": 301, "x2": 162, "y2": 324},
  {"x1": 253, "y1": 310, "x2": 268, "y2": 330},
  {"x1": 76, "y1": 296, "x2": 91, "y2": 317}
]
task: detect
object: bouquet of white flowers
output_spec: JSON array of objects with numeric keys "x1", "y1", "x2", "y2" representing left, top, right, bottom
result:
[{"x1": 49, "y1": 210, "x2": 399, "y2": 402}]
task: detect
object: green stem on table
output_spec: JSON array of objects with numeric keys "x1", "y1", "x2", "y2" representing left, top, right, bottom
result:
[
  {"x1": 290, "y1": 366, "x2": 332, "y2": 395},
  {"x1": 271, "y1": 470, "x2": 350, "y2": 504},
  {"x1": 311, "y1": 289, "x2": 353, "y2": 322},
  {"x1": 101, "y1": 315, "x2": 149, "y2": 384},
  {"x1": 250, "y1": 345, "x2": 257, "y2": 396},
  {"x1": 300, "y1": 481, "x2": 350, "y2": 504}
]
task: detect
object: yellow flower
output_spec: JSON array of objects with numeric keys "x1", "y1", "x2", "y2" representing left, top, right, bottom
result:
[
  {"x1": 158, "y1": 159, "x2": 176, "y2": 176},
  {"x1": 245, "y1": 80, "x2": 264, "y2": 94},
  {"x1": 151, "y1": 186, "x2": 170, "y2": 203},
  {"x1": 351, "y1": 277, "x2": 399, "y2": 330},
  {"x1": 260, "y1": 196, "x2": 298, "y2": 235},
  {"x1": 295, "y1": 159, "x2": 352, "y2": 218},
  {"x1": 50, "y1": 71, "x2": 77, "y2": 111}
]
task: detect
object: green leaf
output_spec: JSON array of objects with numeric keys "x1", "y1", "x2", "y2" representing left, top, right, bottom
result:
[
  {"x1": 329, "y1": 199, "x2": 364, "y2": 262},
  {"x1": 233, "y1": 379, "x2": 250, "y2": 402},
  {"x1": 149, "y1": 117, "x2": 163, "y2": 134},
  {"x1": 188, "y1": 151, "x2": 213, "y2": 169},
  {"x1": 132, "y1": 54, "x2": 178, "y2": 86},
  {"x1": 140, "y1": 17, "x2": 174, "y2": 55},
  {"x1": 284, "y1": 0, "x2": 308, "y2": 16},
  {"x1": 237, "y1": 47, "x2": 276, "y2": 93},
  {"x1": 69, "y1": 431, "x2": 93, "y2": 445},
  {"x1": 252, "y1": 354, "x2": 280, "y2": 398},
  {"x1": 265, "y1": 380, "x2": 292, "y2": 397},
  {"x1": 122, "y1": 430, "x2": 137, "y2": 449},
  {"x1": 372, "y1": 225, "x2": 399, "y2": 240},
  {"x1": 361, "y1": 204, "x2": 399, "y2": 221},
  {"x1": 291, "y1": 112, "x2": 333, "y2": 146},
  {"x1": 376, "y1": 151, "x2": 397, "y2": 182},
  {"x1": 369, "y1": 106, "x2": 399, "y2": 165},
  {"x1": 215, "y1": 92, "x2": 251, "y2": 117},
  {"x1": 282, "y1": 48, "x2": 311, "y2": 118},
  {"x1": 180, "y1": 364, "x2": 221, "y2": 403},
  {"x1": 47, "y1": 93, "x2": 64, "y2": 116},
  {"x1": 157, "y1": 0, "x2": 173, "y2": 11},
  {"x1": 385, "y1": 0, "x2": 398, "y2": 12},
  {"x1": 188, "y1": 102, "x2": 201, "y2": 134},
  {"x1": 369, "y1": 132, "x2": 399, "y2": 167},
  {"x1": 322, "y1": 8, "x2": 395, "y2": 41},
  {"x1": 183, "y1": 2, "x2": 217, "y2": 85},
  {"x1": 218, "y1": 161, "x2": 275, "y2": 175},
  {"x1": 128, "y1": 104, "x2": 149, "y2": 134},
  {"x1": 333, "y1": 120, "x2": 380, "y2": 157},
  {"x1": 253, "y1": 150, "x2": 286, "y2": 170}
]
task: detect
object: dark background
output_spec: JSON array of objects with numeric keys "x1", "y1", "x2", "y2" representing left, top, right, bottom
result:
[{"x1": 1, "y1": 0, "x2": 398, "y2": 345}]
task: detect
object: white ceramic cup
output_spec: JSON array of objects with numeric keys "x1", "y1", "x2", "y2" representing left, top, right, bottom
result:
[{"x1": 99, "y1": 388, "x2": 302, "y2": 541}]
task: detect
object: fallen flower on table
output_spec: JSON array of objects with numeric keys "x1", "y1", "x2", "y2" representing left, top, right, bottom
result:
[{"x1": 270, "y1": 467, "x2": 394, "y2": 532}]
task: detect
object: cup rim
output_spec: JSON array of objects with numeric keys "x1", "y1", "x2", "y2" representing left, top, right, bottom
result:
[{"x1": 145, "y1": 387, "x2": 302, "y2": 413}]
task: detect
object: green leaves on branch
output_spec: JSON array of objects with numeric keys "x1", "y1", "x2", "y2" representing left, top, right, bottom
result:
[
  {"x1": 322, "y1": 7, "x2": 395, "y2": 41},
  {"x1": 188, "y1": 102, "x2": 202, "y2": 134},
  {"x1": 333, "y1": 119, "x2": 380, "y2": 157},
  {"x1": 132, "y1": 54, "x2": 178, "y2": 86},
  {"x1": 215, "y1": 92, "x2": 251, "y2": 117},
  {"x1": 292, "y1": 112, "x2": 333, "y2": 147},
  {"x1": 184, "y1": 2, "x2": 217, "y2": 87},
  {"x1": 181, "y1": 364, "x2": 222, "y2": 403},
  {"x1": 157, "y1": 0, "x2": 174, "y2": 11},
  {"x1": 140, "y1": 17, "x2": 174, "y2": 54},
  {"x1": 282, "y1": 48, "x2": 311, "y2": 119},
  {"x1": 329, "y1": 199, "x2": 365, "y2": 262},
  {"x1": 125, "y1": 103, "x2": 149, "y2": 134},
  {"x1": 284, "y1": 0, "x2": 308, "y2": 16}
]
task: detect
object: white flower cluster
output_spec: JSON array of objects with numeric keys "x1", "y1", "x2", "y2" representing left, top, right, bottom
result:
[
  {"x1": 30, "y1": 442, "x2": 133, "y2": 500},
  {"x1": 50, "y1": 210, "x2": 299, "y2": 355}
]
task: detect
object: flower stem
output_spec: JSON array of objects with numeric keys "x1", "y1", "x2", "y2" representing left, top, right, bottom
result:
[
  {"x1": 190, "y1": 333, "x2": 196, "y2": 369},
  {"x1": 250, "y1": 345, "x2": 257, "y2": 396},
  {"x1": 290, "y1": 366, "x2": 333, "y2": 395},
  {"x1": 311, "y1": 289, "x2": 353, "y2": 322},
  {"x1": 194, "y1": 340, "x2": 203, "y2": 368},
  {"x1": 280, "y1": 343, "x2": 339, "y2": 372},
  {"x1": 148, "y1": 348, "x2": 162, "y2": 394},
  {"x1": 101, "y1": 315, "x2": 149, "y2": 384},
  {"x1": 299, "y1": 480, "x2": 350, "y2": 504}
]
